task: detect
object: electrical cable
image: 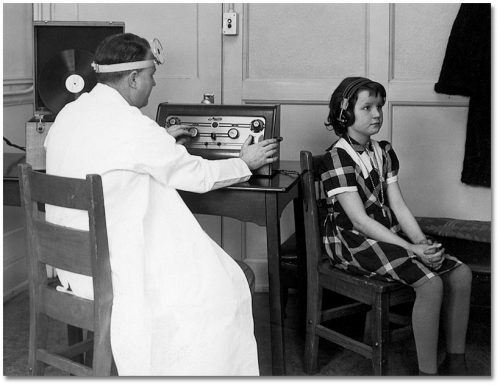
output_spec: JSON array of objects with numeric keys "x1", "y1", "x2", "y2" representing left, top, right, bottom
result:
[{"x1": 3, "y1": 136, "x2": 26, "y2": 151}]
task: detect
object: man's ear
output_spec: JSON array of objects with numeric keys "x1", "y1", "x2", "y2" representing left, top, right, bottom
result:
[{"x1": 127, "y1": 70, "x2": 139, "y2": 89}]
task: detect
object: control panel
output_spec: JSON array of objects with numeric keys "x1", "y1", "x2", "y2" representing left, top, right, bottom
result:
[
  {"x1": 165, "y1": 115, "x2": 267, "y2": 150},
  {"x1": 156, "y1": 104, "x2": 280, "y2": 176}
]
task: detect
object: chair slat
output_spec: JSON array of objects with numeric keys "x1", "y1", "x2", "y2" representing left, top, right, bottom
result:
[
  {"x1": 54, "y1": 339, "x2": 94, "y2": 359},
  {"x1": 34, "y1": 219, "x2": 92, "y2": 276},
  {"x1": 29, "y1": 171, "x2": 90, "y2": 210},
  {"x1": 37, "y1": 349, "x2": 93, "y2": 376},
  {"x1": 316, "y1": 325, "x2": 372, "y2": 359},
  {"x1": 40, "y1": 287, "x2": 94, "y2": 331},
  {"x1": 321, "y1": 302, "x2": 369, "y2": 322}
]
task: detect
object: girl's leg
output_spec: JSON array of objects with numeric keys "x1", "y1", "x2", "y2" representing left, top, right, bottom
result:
[
  {"x1": 412, "y1": 276, "x2": 443, "y2": 375},
  {"x1": 439, "y1": 264, "x2": 472, "y2": 374}
]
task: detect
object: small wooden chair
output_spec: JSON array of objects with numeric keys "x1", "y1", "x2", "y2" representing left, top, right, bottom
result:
[
  {"x1": 19, "y1": 163, "x2": 113, "y2": 376},
  {"x1": 300, "y1": 151, "x2": 415, "y2": 375}
]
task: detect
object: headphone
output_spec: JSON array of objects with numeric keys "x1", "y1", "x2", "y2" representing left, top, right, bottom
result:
[{"x1": 337, "y1": 77, "x2": 372, "y2": 129}]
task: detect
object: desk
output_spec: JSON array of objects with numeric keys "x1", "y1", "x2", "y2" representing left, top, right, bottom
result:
[{"x1": 4, "y1": 154, "x2": 303, "y2": 375}]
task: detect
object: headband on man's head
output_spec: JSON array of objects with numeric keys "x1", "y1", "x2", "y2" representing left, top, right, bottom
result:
[{"x1": 91, "y1": 38, "x2": 165, "y2": 73}]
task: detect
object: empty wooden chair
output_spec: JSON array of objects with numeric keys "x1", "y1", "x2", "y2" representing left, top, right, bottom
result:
[
  {"x1": 19, "y1": 163, "x2": 113, "y2": 376},
  {"x1": 300, "y1": 151, "x2": 415, "y2": 375}
]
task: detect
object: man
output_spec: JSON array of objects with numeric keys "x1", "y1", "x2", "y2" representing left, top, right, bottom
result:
[{"x1": 44, "y1": 33, "x2": 280, "y2": 375}]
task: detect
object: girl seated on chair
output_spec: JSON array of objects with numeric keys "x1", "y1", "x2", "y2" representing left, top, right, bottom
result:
[{"x1": 320, "y1": 77, "x2": 472, "y2": 376}]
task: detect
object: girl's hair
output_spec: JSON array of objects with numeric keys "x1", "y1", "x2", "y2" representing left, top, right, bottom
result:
[
  {"x1": 94, "y1": 33, "x2": 152, "y2": 84},
  {"x1": 325, "y1": 77, "x2": 386, "y2": 136}
]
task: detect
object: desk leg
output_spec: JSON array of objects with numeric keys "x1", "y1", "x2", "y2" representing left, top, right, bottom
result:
[
  {"x1": 293, "y1": 194, "x2": 307, "y2": 330},
  {"x1": 265, "y1": 193, "x2": 286, "y2": 375}
]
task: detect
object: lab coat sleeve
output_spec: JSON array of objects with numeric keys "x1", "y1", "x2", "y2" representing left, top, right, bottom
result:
[{"x1": 127, "y1": 116, "x2": 252, "y2": 193}]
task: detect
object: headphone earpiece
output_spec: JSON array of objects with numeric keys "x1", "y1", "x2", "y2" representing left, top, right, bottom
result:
[{"x1": 337, "y1": 78, "x2": 372, "y2": 129}]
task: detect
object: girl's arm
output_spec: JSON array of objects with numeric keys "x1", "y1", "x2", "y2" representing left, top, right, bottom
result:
[
  {"x1": 385, "y1": 181, "x2": 427, "y2": 244},
  {"x1": 336, "y1": 190, "x2": 432, "y2": 258},
  {"x1": 385, "y1": 181, "x2": 444, "y2": 268}
]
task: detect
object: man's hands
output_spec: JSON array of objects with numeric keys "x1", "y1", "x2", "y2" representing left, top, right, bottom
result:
[
  {"x1": 166, "y1": 125, "x2": 193, "y2": 145},
  {"x1": 239, "y1": 136, "x2": 281, "y2": 171},
  {"x1": 167, "y1": 126, "x2": 280, "y2": 171}
]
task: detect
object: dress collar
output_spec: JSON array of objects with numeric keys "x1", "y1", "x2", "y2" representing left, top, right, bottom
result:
[{"x1": 326, "y1": 136, "x2": 372, "y2": 154}]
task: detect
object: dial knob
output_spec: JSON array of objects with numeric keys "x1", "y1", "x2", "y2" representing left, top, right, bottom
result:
[
  {"x1": 250, "y1": 119, "x2": 264, "y2": 133},
  {"x1": 228, "y1": 128, "x2": 239, "y2": 139},
  {"x1": 167, "y1": 117, "x2": 181, "y2": 127},
  {"x1": 188, "y1": 127, "x2": 199, "y2": 137}
]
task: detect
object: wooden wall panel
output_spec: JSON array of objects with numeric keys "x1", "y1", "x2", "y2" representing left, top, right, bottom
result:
[
  {"x1": 241, "y1": 3, "x2": 369, "y2": 103},
  {"x1": 246, "y1": 3, "x2": 366, "y2": 80},
  {"x1": 392, "y1": 3, "x2": 459, "y2": 81},
  {"x1": 392, "y1": 105, "x2": 491, "y2": 220}
]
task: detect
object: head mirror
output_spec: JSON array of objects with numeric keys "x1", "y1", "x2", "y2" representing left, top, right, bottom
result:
[{"x1": 150, "y1": 38, "x2": 165, "y2": 65}]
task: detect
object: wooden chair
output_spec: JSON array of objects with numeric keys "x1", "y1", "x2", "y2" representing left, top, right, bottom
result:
[
  {"x1": 19, "y1": 163, "x2": 113, "y2": 376},
  {"x1": 300, "y1": 151, "x2": 415, "y2": 375}
]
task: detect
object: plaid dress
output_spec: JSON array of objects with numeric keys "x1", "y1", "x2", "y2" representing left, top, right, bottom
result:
[{"x1": 320, "y1": 137, "x2": 462, "y2": 288}]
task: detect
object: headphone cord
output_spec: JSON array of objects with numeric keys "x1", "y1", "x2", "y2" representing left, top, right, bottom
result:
[{"x1": 277, "y1": 169, "x2": 300, "y2": 177}]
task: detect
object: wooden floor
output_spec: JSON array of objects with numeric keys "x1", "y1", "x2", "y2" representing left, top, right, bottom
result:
[{"x1": 3, "y1": 289, "x2": 491, "y2": 376}]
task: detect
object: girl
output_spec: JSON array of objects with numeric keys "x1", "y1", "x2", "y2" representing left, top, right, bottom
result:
[{"x1": 320, "y1": 77, "x2": 472, "y2": 375}]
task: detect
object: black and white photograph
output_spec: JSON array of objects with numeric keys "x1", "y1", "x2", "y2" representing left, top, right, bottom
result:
[{"x1": 3, "y1": 1, "x2": 492, "y2": 377}]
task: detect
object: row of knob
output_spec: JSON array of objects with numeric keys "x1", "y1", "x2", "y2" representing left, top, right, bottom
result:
[{"x1": 166, "y1": 117, "x2": 265, "y2": 139}]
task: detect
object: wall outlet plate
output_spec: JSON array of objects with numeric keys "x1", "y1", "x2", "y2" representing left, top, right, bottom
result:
[{"x1": 223, "y1": 12, "x2": 238, "y2": 35}]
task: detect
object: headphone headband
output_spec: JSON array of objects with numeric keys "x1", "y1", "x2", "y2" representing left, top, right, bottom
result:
[
  {"x1": 342, "y1": 78, "x2": 372, "y2": 100},
  {"x1": 337, "y1": 77, "x2": 373, "y2": 126}
]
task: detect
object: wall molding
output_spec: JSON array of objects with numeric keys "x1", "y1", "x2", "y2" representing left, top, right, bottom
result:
[
  {"x1": 3, "y1": 281, "x2": 28, "y2": 303},
  {"x1": 386, "y1": 99, "x2": 470, "y2": 143},
  {"x1": 3, "y1": 226, "x2": 25, "y2": 240},
  {"x1": 3, "y1": 77, "x2": 34, "y2": 106},
  {"x1": 388, "y1": 3, "x2": 396, "y2": 81},
  {"x1": 33, "y1": 3, "x2": 55, "y2": 21}
]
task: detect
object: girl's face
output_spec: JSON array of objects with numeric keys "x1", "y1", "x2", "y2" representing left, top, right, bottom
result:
[{"x1": 347, "y1": 90, "x2": 384, "y2": 145}]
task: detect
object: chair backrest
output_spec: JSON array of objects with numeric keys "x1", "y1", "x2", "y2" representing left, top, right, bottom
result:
[
  {"x1": 18, "y1": 163, "x2": 113, "y2": 375},
  {"x1": 300, "y1": 150, "x2": 328, "y2": 272}
]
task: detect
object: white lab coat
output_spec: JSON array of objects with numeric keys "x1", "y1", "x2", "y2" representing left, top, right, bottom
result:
[{"x1": 44, "y1": 83, "x2": 259, "y2": 376}]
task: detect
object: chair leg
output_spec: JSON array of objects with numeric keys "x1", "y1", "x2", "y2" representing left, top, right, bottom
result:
[
  {"x1": 92, "y1": 330, "x2": 113, "y2": 376},
  {"x1": 371, "y1": 294, "x2": 390, "y2": 375},
  {"x1": 363, "y1": 309, "x2": 373, "y2": 345},
  {"x1": 28, "y1": 313, "x2": 48, "y2": 376},
  {"x1": 84, "y1": 331, "x2": 94, "y2": 367},
  {"x1": 281, "y1": 285, "x2": 289, "y2": 318},
  {"x1": 304, "y1": 285, "x2": 322, "y2": 374}
]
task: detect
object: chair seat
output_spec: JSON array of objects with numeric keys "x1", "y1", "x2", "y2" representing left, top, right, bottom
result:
[{"x1": 318, "y1": 260, "x2": 412, "y2": 294}]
